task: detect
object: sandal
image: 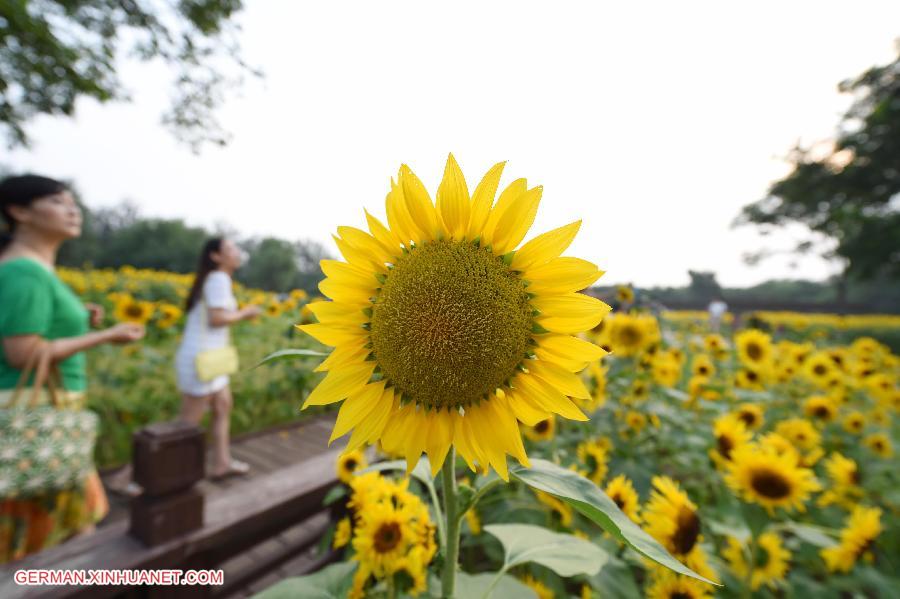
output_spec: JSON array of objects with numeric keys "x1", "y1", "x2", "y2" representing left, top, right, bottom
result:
[
  {"x1": 107, "y1": 480, "x2": 143, "y2": 498},
  {"x1": 210, "y1": 459, "x2": 250, "y2": 481}
]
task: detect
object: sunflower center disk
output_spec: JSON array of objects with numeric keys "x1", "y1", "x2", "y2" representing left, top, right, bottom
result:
[
  {"x1": 750, "y1": 468, "x2": 791, "y2": 499},
  {"x1": 374, "y1": 522, "x2": 402, "y2": 552},
  {"x1": 370, "y1": 240, "x2": 533, "y2": 411},
  {"x1": 672, "y1": 506, "x2": 700, "y2": 554}
]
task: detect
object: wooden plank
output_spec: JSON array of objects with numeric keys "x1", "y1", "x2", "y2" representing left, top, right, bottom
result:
[
  {"x1": 0, "y1": 447, "x2": 343, "y2": 599},
  {"x1": 261, "y1": 432, "x2": 318, "y2": 457},
  {"x1": 228, "y1": 444, "x2": 281, "y2": 474},
  {"x1": 238, "y1": 437, "x2": 299, "y2": 468},
  {"x1": 214, "y1": 512, "x2": 329, "y2": 598}
]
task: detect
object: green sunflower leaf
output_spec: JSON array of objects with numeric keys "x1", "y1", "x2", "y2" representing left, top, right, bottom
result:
[
  {"x1": 444, "y1": 572, "x2": 538, "y2": 599},
  {"x1": 510, "y1": 458, "x2": 717, "y2": 585},
  {"x1": 484, "y1": 523, "x2": 608, "y2": 576},
  {"x1": 252, "y1": 561, "x2": 356, "y2": 598},
  {"x1": 251, "y1": 348, "x2": 329, "y2": 369}
]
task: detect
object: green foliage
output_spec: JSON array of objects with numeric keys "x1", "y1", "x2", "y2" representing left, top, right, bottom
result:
[
  {"x1": 509, "y1": 459, "x2": 716, "y2": 584},
  {"x1": 0, "y1": 0, "x2": 254, "y2": 150},
  {"x1": 448, "y1": 572, "x2": 538, "y2": 599},
  {"x1": 484, "y1": 523, "x2": 608, "y2": 577},
  {"x1": 55, "y1": 200, "x2": 327, "y2": 292},
  {"x1": 736, "y1": 45, "x2": 900, "y2": 282},
  {"x1": 252, "y1": 561, "x2": 357, "y2": 599}
]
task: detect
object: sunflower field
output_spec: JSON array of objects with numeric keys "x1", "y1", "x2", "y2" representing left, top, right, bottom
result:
[
  {"x1": 57, "y1": 265, "x2": 324, "y2": 468},
  {"x1": 252, "y1": 157, "x2": 900, "y2": 599}
]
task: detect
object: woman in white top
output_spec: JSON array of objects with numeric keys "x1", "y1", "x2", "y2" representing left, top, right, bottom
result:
[{"x1": 177, "y1": 238, "x2": 260, "y2": 479}]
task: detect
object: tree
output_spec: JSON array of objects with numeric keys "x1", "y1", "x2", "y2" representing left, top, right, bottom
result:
[
  {"x1": 238, "y1": 237, "x2": 301, "y2": 293},
  {"x1": 735, "y1": 44, "x2": 900, "y2": 292},
  {"x1": 687, "y1": 270, "x2": 722, "y2": 301},
  {"x1": 0, "y1": 0, "x2": 257, "y2": 150}
]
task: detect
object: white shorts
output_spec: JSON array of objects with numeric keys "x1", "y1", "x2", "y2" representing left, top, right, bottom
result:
[{"x1": 174, "y1": 347, "x2": 230, "y2": 397}]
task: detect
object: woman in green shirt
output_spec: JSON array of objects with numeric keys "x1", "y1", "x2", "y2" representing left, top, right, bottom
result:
[{"x1": 0, "y1": 175, "x2": 145, "y2": 563}]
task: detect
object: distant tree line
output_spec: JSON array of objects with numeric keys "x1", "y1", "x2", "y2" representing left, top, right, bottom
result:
[
  {"x1": 57, "y1": 200, "x2": 329, "y2": 294},
  {"x1": 603, "y1": 270, "x2": 900, "y2": 314},
  {"x1": 735, "y1": 43, "x2": 900, "y2": 299}
]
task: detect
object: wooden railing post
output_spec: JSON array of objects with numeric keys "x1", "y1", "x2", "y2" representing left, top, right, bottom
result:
[{"x1": 129, "y1": 421, "x2": 205, "y2": 546}]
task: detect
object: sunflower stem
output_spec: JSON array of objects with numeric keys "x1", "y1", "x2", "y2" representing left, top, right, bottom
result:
[
  {"x1": 742, "y1": 533, "x2": 757, "y2": 599},
  {"x1": 441, "y1": 447, "x2": 460, "y2": 599}
]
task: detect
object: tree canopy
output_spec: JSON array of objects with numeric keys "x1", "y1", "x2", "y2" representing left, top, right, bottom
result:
[
  {"x1": 56, "y1": 200, "x2": 327, "y2": 293},
  {"x1": 735, "y1": 44, "x2": 900, "y2": 283},
  {"x1": 0, "y1": 0, "x2": 255, "y2": 150}
]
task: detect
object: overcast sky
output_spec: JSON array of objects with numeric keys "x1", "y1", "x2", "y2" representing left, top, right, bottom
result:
[{"x1": 5, "y1": 2, "x2": 899, "y2": 287}]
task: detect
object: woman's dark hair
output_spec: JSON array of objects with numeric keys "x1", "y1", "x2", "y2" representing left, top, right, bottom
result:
[
  {"x1": 0, "y1": 174, "x2": 68, "y2": 251},
  {"x1": 186, "y1": 237, "x2": 225, "y2": 312}
]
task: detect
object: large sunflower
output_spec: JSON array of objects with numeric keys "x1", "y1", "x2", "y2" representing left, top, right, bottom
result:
[
  {"x1": 817, "y1": 452, "x2": 862, "y2": 509},
  {"x1": 821, "y1": 506, "x2": 882, "y2": 573},
  {"x1": 723, "y1": 532, "x2": 791, "y2": 591},
  {"x1": 642, "y1": 476, "x2": 717, "y2": 582},
  {"x1": 734, "y1": 403, "x2": 764, "y2": 430},
  {"x1": 576, "y1": 438, "x2": 609, "y2": 485},
  {"x1": 724, "y1": 443, "x2": 821, "y2": 514},
  {"x1": 735, "y1": 329, "x2": 773, "y2": 372},
  {"x1": 709, "y1": 414, "x2": 751, "y2": 469},
  {"x1": 803, "y1": 395, "x2": 838, "y2": 423},
  {"x1": 645, "y1": 570, "x2": 712, "y2": 599},
  {"x1": 299, "y1": 156, "x2": 609, "y2": 479},
  {"x1": 605, "y1": 474, "x2": 640, "y2": 523},
  {"x1": 113, "y1": 296, "x2": 155, "y2": 324},
  {"x1": 605, "y1": 313, "x2": 660, "y2": 357}
]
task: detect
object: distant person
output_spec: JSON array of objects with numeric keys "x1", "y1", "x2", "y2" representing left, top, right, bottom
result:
[
  {"x1": 708, "y1": 296, "x2": 728, "y2": 332},
  {"x1": 176, "y1": 238, "x2": 261, "y2": 479},
  {"x1": 0, "y1": 174, "x2": 145, "y2": 563}
]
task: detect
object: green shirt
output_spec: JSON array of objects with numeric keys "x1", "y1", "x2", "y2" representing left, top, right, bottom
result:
[{"x1": 0, "y1": 258, "x2": 89, "y2": 391}]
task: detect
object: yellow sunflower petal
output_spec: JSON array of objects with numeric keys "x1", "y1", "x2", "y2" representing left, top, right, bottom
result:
[
  {"x1": 490, "y1": 394, "x2": 530, "y2": 467},
  {"x1": 386, "y1": 178, "x2": 422, "y2": 245},
  {"x1": 329, "y1": 381, "x2": 386, "y2": 443},
  {"x1": 365, "y1": 208, "x2": 402, "y2": 254},
  {"x1": 337, "y1": 226, "x2": 393, "y2": 268},
  {"x1": 302, "y1": 362, "x2": 375, "y2": 408},
  {"x1": 404, "y1": 410, "x2": 431, "y2": 473},
  {"x1": 320, "y1": 260, "x2": 379, "y2": 290},
  {"x1": 510, "y1": 220, "x2": 582, "y2": 271},
  {"x1": 333, "y1": 234, "x2": 385, "y2": 273},
  {"x1": 534, "y1": 334, "x2": 608, "y2": 372},
  {"x1": 346, "y1": 388, "x2": 397, "y2": 451},
  {"x1": 318, "y1": 278, "x2": 374, "y2": 305},
  {"x1": 400, "y1": 164, "x2": 441, "y2": 241},
  {"x1": 298, "y1": 323, "x2": 367, "y2": 347},
  {"x1": 467, "y1": 405, "x2": 509, "y2": 480},
  {"x1": 467, "y1": 161, "x2": 505, "y2": 239},
  {"x1": 505, "y1": 388, "x2": 551, "y2": 425},
  {"x1": 490, "y1": 186, "x2": 542, "y2": 254},
  {"x1": 483, "y1": 178, "x2": 527, "y2": 245},
  {"x1": 525, "y1": 257, "x2": 603, "y2": 294},
  {"x1": 514, "y1": 373, "x2": 589, "y2": 421},
  {"x1": 425, "y1": 411, "x2": 454, "y2": 476},
  {"x1": 380, "y1": 402, "x2": 418, "y2": 455},
  {"x1": 306, "y1": 300, "x2": 367, "y2": 325},
  {"x1": 451, "y1": 411, "x2": 479, "y2": 472},
  {"x1": 436, "y1": 153, "x2": 470, "y2": 240},
  {"x1": 314, "y1": 343, "x2": 368, "y2": 373},
  {"x1": 533, "y1": 293, "x2": 611, "y2": 334},
  {"x1": 528, "y1": 360, "x2": 591, "y2": 399}
]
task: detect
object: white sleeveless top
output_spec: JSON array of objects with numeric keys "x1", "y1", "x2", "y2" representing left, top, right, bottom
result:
[{"x1": 174, "y1": 271, "x2": 237, "y2": 395}]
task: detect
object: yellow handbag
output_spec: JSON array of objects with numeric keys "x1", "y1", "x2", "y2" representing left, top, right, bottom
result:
[{"x1": 194, "y1": 301, "x2": 240, "y2": 382}]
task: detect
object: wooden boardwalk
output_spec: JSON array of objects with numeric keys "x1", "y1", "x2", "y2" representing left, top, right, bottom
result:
[
  {"x1": 1, "y1": 414, "x2": 346, "y2": 599},
  {"x1": 100, "y1": 414, "x2": 339, "y2": 525}
]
